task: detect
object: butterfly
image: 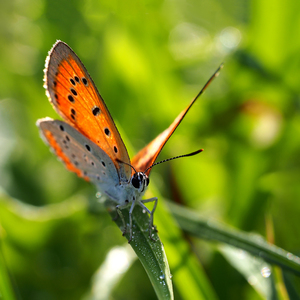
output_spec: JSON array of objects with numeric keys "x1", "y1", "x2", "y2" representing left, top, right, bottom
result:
[{"x1": 37, "y1": 40, "x2": 222, "y2": 242}]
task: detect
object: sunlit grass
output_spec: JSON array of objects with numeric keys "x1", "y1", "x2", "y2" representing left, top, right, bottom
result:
[{"x1": 1, "y1": 0, "x2": 300, "y2": 299}]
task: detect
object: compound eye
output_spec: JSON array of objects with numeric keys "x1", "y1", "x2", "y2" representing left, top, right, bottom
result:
[
  {"x1": 131, "y1": 175, "x2": 140, "y2": 189},
  {"x1": 145, "y1": 176, "x2": 149, "y2": 186}
]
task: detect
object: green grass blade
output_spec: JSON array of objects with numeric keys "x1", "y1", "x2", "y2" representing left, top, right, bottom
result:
[
  {"x1": 220, "y1": 245, "x2": 276, "y2": 298},
  {"x1": 106, "y1": 201, "x2": 174, "y2": 300},
  {"x1": 168, "y1": 202, "x2": 300, "y2": 276},
  {"x1": 151, "y1": 190, "x2": 219, "y2": 300}
]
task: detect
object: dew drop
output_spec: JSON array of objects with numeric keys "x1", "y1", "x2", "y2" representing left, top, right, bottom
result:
[{"x1": 261, "y1": 266, "x2": 271, "y2": 278}]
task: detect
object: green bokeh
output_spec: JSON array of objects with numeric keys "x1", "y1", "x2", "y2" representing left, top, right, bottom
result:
[{"x1": 1, "y1": 0, "x2": 300, "y2": 299}]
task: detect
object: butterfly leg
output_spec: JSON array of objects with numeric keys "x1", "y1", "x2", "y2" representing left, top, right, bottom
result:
[
  {"x1": 116, "y1": 199, "x2": 136, "y2": 243},
  {"x1": 116, "y1": 204, "x2": 127, "y2": 237},
  {"x1": 138, "y1": 197, "x2": 158, "y2": 241},
  {"x1": 128, "y1": 199, "x2": 137, "y2": 243}
]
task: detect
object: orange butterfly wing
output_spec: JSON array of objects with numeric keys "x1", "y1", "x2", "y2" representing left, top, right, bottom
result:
[
  {"x1": 42, "y1": 123, "x2": 89, "y2": 181},
  {"x1": 132, "y1": 64, "x2": 223, "y2": 176},
  {"x1": 45, "y1": 40, "x2": 131, "y2": 182}
]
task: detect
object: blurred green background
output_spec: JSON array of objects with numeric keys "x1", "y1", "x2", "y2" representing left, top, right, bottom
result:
[{"x1": 1, "y1": 0, "x2": 300, "y2": 299}]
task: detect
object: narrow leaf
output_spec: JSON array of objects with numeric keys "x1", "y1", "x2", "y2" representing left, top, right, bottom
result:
[{"x1": 168, "y1": 202, "x2": 300, "y2": 276}]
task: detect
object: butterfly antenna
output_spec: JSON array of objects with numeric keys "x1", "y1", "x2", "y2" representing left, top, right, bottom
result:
[
  {"x1": 194, "y1": 63, "x2": 224, "y2": 100},
  {"x1": 144, "y1": 149, "x2": 203, "y2": 174},
  {"x1": 116, "y1": 158, "x2": 137, "y2": 173}
]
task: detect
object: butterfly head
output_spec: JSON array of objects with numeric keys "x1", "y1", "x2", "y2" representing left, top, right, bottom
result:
[
  {"x1": 131, "y1": 172, "x2": 149, "y2": 193},
  {"x1": 118, "y1": 148, "x2": 203, "y2": 194}
]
